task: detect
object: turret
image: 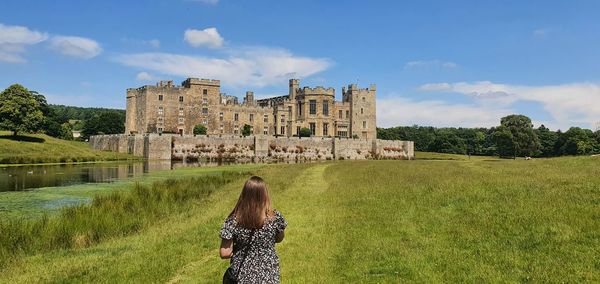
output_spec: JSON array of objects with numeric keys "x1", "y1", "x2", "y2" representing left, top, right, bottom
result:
[
  {"x1": 244, "y1": 91, "x2": 254, "y2": 104},
  {"x1": 289, "y1": 79, "x2": 299, "y2": 100}
]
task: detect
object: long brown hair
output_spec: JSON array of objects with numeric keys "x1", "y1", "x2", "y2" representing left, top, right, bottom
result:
[{"x1": 230, "y1": 176, "x2": 274, "y2": 229}]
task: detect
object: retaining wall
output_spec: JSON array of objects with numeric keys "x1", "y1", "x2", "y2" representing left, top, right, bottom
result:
[{"x1": 89, "y1": 134, "x2": 414, "y2": 161}]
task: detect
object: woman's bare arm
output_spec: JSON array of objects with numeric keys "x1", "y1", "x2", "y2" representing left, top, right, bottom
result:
[
  {"x1": 275, "y1": 230, "x2": 285, "y2": 243},
  {"x1": 220, "y1": 238, "x2": 233, "y2": 259}
]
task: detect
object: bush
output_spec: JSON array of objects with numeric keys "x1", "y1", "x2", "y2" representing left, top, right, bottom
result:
[
  {"x1": 193, "y1": 124, "x2": 207, "y2": 135},
  {"x1": 299, "y1": 128, "x2": 312, "y2": 137}
]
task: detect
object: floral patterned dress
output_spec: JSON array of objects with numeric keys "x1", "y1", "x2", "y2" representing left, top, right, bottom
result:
[{"x1": 220, "y1": 210, "x2": 287, "y2": 283}]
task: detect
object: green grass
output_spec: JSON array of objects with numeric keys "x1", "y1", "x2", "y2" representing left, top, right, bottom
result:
[
  {"x1": 0, "y1": 158, "x2": 599, "y2": 283},
  {"x1": 0, "y1": 131, "x2": 135, "y2": 164},
  {"x1": 415, "y1": 151, "x2": 498, "y2": 160}
]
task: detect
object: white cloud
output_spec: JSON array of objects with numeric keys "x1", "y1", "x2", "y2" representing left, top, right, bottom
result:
[
  {"x1": 49, "y1": 36, "x2": 102, "y2": 59},
  {"x1": 0, "y1": 23, "x2": 48, "y2": 63},
  {"x1": 404, "y1": 60, "x2": 458, "y2": 70},
  {"x1": 184, "y1": 27, "x2": 224, "y2": 49},
  {"x1": 136, "y1": 71, "x2": 158, "y2": 81},
  {"x1": 377, "y1": 96, "x2": 511, "y2": 128},
  {"x1": 114, "y1": 47, "x2": 331, "y2": 87},
  {"x1": 419, "y1": 81, "x2": 600, "y2": 130}
]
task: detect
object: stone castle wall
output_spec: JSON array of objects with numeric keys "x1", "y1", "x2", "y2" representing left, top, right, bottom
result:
[{"x1": 90, "y1": 134, "x2": 414, "y2": 161}]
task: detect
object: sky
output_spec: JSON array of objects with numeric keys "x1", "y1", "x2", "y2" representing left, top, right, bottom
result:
[{"x1": 1, "y1": 0, "x2": 599, "y2": 131}]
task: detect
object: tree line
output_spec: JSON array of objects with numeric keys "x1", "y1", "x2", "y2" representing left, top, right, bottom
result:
[
  {"x1": 0, "y1": 84, "x2": 125, "y2": 140},
  {"x1": 378, "y1": 114, "x2": 600, "y2": 158}
]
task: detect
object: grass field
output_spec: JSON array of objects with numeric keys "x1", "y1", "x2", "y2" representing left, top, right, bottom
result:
[
  {"x1": 0, "y1": 131, "x2": 135, "y2": 164},
  {"x1": 0, "y1": 157, "x2": 598, "y2": 283}
]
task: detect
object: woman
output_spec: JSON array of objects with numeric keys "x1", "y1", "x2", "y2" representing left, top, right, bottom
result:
[{"x1": 220, "y1": 176, "x2": 287, "y2": 283}]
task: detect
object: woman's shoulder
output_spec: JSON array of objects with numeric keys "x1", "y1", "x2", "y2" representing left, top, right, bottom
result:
[{"x1": 269, "y1": 209, "x2": 287, "y2": 231}]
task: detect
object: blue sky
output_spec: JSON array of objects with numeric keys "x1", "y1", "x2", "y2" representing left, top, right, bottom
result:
[{"x1": 1, "y1": 0, "x2": 599, "y2": 130}]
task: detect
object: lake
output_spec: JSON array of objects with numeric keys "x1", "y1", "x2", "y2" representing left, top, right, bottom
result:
[{"x1": 0, "y1": 160, "x2": 250, "y2": 192}]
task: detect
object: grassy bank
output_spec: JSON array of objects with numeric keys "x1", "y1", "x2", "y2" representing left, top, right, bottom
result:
[
  {"x1": 0, "y1": 131, "x2": 134, "y2": 164},
  {"x1": 0, "y1": 170, "x2": 251, "y2": 269},
  {"x1": 0, "y1": 158, "x2": 598, "y2": 282}
]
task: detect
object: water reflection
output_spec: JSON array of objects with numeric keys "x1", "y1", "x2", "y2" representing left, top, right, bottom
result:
[{"x1": 0, "y1": 160, "x2": 241, "y2": 192}]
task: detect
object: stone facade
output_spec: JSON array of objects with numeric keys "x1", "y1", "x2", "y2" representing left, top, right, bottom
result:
[
  {"x1": 125, "y1": 78, "x2": 377, "y2": 139},
  {"x1": 90, "y1": 134, "x2": 415, "y2": 161}
]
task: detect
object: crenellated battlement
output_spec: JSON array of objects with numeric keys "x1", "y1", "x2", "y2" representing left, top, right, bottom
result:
[{"x1": 301, "y1": 86, "x2": 335, "y2": 96}]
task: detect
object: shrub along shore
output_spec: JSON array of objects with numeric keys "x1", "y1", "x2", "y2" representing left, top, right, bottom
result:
[{"x1": 0, "y1": 171, "x2": 250, "y2": 269}]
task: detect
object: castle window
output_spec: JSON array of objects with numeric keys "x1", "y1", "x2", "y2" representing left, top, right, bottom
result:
[
  {"x1": 323, "y1": 123, "x2": 328, "y2": 136},
  {"x1": 234, "y1": 125, "x2": 239, "y2": 134},
  {"x1": 280, "y1": 126, "x2": 285, "y2": 135},
  {"x1": 323, "y1": 101, "x2": 329, "y2": 116},
  {"x1": 362, "y1": 97, "x2": 366, "y2": 102},
  {"x1": 234, "y1": 113, "x2": 239, "y2": 121},
  {"x1": 158, "y1": 95, "x2": 163, "y2": 101},
  {"x1": 249, "y1": 113, "x2": 254, "y2": 122},
  {"x1": 179, "y1": 108, "x2": 184, "y2": 116},
  {"x1": 297, "y1": 102, "x2": 302, "y2": 116},
  {"x1": 158, "y1": 107, "x2": 163, "y2": 115},
  {"x1": 346, "y1": 110, "x2": 349, "y2": 118},
  {"x1": 202, "y1": 119, "x2": 208, "y2": 125},
  {"x1": 363, "y1": 121, "x2": 367, "y2": 128},
  {"x1": 157, "y1": 127, "x2": 163, "y2": 133},
  {"x1": 296, "y1": 126, "x2": 300, "y2": 136},
  {"x1": 280, "y1": 115, "x2": 285, "y2": 123},
  {"x1": 203, "y1": 89, "x2": 208, "y2": 95},
  {"x1": 179, "y1": 117, "x2": 184, "y2": 124},
  {"x1": 263, "y1": 127, "x2": 268, "y2": 135},
  {"x1": 158, "y1": 117, "x2": 163, "y2": 122},
  {"x1": 202, "y1": 98, "x2": 208, "y2": 104},
  {"x1": 309, "y1": 100, "x2": 317, "y2": 115},
  {"x1": 202, "y1": 108, "x2": 208, "y2": 115},
  {"x1": 220, "y1": 124, "x2": 224, "y2": 134},
  {"x1": 309, "y1": 123, "x2": 316, "y2": 135},
  {"x1": 263, "y1": 114, "x2": 268, "y2": 123},
  {"x1": 219, "y1": 112, "x2": 224, "y2": 121},
  {"x1": 179, "y1": 96, "x2": 184, "y2": 102},
  {"x1": 361, "y1": 108, "x2": 363, "y2": 114}
]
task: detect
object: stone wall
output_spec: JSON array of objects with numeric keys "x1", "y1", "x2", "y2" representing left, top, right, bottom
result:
[{"x1": 90, "y1": 134, "x2": 414, "y2": 161}]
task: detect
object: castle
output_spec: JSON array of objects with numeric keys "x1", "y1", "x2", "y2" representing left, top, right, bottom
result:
[
  {"x1": 90, "y1": 77, "x2": 413, "y2": 161},
  {"x1": 125, "y1": 78, "x2": 376, "y2": 139}
]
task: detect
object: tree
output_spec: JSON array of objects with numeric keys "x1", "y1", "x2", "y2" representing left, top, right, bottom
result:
[
  {"x1": 492, "y1": 126, "x2": 516, "y2": 158},
  {"x1": 81, "y1": 112, "x2": 125, "y2": 139},
  {"x1": 431, "y1": 128, "x2": 467, "y2": 154},
  {"x1": 0, "y1": 84, "x2": 44, "y2": 136},
  {"x1": 241, "y1": 124, "x2": 252, "y2": 136},
  {"x1": 558, "y1": 127, "x2": 598, "y2": 155},
  {"x1": 534, "y1": 124, "x2": 558, "y2": 157},
  {"x1": 499, "y1": 114, "x2": 540, "y2": 157},
  {"x1": 193, "y1": 124, "x2": 207, "y2": 135},
  {"x1": 299, "y1": 127, "x2": 311, "y2": 137}
]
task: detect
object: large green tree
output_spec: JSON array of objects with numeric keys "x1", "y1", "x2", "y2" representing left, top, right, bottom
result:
[
  {"x1": 558, "y1": 127, "x2": 598, "y2": 155},
  {"x1": 534, "y1": 124, "x2": 558, "y2": 157},
  {"x1": 81, "y1": 112, "x2": 125, "y2": 139},
  {"x1": 241, "y1": 124, "x2": 252, "y2": 136},
  {"x1": 492, "y1": 126, "x2": 516, "y2": 158},
  {"x1": 0, "y1": 84, "x2": 44, "y2": 136},
  {"x1": 498, "y1": 114, "x2": 540, "y2": 157}
]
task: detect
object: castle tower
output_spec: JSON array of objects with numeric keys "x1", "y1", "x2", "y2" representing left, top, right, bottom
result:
[
  {"x1": 289, "y1": 79, "x2": 299, "y2": 101},
  {"x1": 344, "y1": 83, "x2": 376, "y2": 139}
]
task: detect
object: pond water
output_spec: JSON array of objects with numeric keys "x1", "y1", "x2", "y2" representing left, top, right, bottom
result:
[{"x1": 0, "y1": 160, "x2": 253, "y2": 192}]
